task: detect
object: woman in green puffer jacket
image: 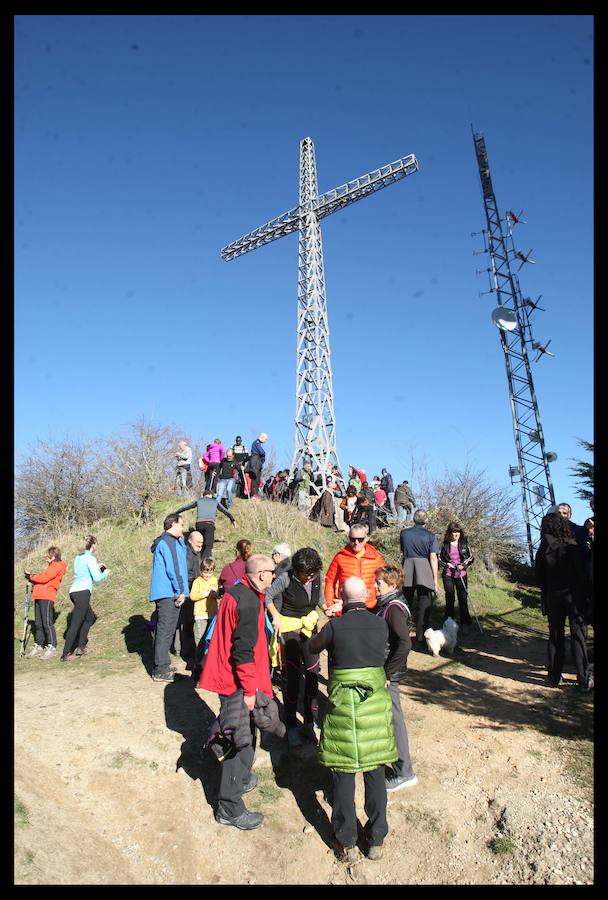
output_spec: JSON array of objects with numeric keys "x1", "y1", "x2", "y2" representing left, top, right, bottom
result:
[{"x1": 307, "y1": 576, "x2": 397, "y2": 862}]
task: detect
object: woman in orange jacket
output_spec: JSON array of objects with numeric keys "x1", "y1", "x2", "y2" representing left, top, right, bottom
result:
[{"x1": 24, "y1": 546, "x2": 67, "y2": 659}]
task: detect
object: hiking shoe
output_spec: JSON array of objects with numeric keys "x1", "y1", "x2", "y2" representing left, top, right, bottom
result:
[
  {"x1": 215, "y1": 809, "x2": 264, "y2": 830},
  {"x1": 386, "y1": 773, "x2": 418, "y2": 792},
  {"x1": 41, "y1": 645, "x2": 57, "y2": 659},
  {"x1": 580, "y1": 675, "x2": 594, "y2": 693},
  {"x1": 242, "y1": 773, "x2": 258, "y2": 794},
  {"x1": 73, "y1": 647, "x2": 90, "y2": 656},
  {"x1": 367, "y1": 844, "x2": 383, "y2": 860},
  {"x1": 287, "y1": 727, "x2": 305, "y2": 748},
  {"x1": 61, "y1": 653, "x2": 80, "y2": 662},
  {"x1": 152, "y1": 671, "x2": 175, "y2": 683},
  {"x1": 331, "y1": 841, "x2": 359, "y2": 863},
  {"x1": 28, "y1": 644, "x2": 44, "y2": 658}
]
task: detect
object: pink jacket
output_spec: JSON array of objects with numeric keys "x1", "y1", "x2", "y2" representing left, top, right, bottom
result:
[{"x1": 203, "y1": 442, "x2": 226, "y2": 465}]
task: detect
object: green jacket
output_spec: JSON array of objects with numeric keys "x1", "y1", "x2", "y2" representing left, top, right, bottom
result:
[{"x1": 319, "y1": 666, "x2": 397, "y2": 773}]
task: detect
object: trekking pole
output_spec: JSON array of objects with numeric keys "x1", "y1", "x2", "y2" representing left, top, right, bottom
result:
[
  {"x1": 19, "y1": 582, "x2": 33, "y2": 657},
  {"x1": 460, "y1": 576, "x2": 483, "y2": 634}
]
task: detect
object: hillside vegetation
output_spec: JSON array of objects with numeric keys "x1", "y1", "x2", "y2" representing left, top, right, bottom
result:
[
  {"x1": 14, "y1": 498, "x2": 594, "y2": 886},
  {"x1": 14, "y1": 496, "x2": 543, "y2": 665}
]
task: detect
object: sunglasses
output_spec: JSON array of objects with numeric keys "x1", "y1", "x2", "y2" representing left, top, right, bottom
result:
[
  {"x1": 350, "y1": 536, "x2": 366, "y2": 543},
  {"x1": 259, "y1": 569, "x2": 276, "y2": 575}
]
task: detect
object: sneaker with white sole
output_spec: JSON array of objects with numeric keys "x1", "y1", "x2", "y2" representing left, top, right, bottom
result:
[
  {"x1": 28, "y1": 644, "x2": 44, "y2": 658},
  {"x1": 40, "y1": 645, "x2": 57, "y2": 659},
  {"x1": 386, "y1": 773, "x2": 418, "y2": 792}
]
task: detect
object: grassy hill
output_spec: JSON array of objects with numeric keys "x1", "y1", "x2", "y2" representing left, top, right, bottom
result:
[{"x1": 14, "y1": 496, "x2": 546, "y2": 668}]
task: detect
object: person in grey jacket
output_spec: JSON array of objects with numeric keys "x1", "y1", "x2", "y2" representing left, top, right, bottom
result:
[
  {"x1": 395, "y1": 480, "x2": 416, "y2": 524},
  {"x1": 172, "y1": 493, "x2": 236, "y2": 559},
  {"x1": 400, "y1": 509, "x2": 439, "y2": 650}
]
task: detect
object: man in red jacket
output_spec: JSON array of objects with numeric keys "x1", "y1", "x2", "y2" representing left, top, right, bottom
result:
[{"x1": 201, "y1": 554, "x2": 276, "y2": 830}]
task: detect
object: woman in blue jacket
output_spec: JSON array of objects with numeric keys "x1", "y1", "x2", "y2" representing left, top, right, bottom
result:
[{"x1": 61, "y1": 535, "x2": 109, "y2": 661}]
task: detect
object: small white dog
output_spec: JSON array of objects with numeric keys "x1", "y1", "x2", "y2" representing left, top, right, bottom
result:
[{"x1": 424, "y1": 617, "x2": 459, "y2": 657}]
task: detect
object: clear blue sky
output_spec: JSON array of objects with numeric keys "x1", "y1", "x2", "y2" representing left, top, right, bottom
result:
[{"x1": 14, "y1": 15, "x2": 594, "y2": 527}]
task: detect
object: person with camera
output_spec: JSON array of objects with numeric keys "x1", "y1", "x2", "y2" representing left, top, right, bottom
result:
[
  {"x1": 25, "y1": 546, "x2": 67, "y2": 659},
  {"x1": 61, "y1": 535, "x2": 109, "y2": 662}
]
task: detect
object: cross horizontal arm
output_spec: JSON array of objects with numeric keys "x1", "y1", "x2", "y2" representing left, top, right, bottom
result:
[
  {"x1": 221, "y1": 151, "x2": 418, "y2": 262},
  {"x1": 314, "y1": 153, "x2": 419, "y2": 220},
  {"x1": 221, "y1": 205, "x2": 301, "y2": 261}
]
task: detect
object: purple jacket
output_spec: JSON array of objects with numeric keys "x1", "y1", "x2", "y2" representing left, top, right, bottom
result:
[{"x1": 203, "y1": 442, "x2": 226, "y2": 465}]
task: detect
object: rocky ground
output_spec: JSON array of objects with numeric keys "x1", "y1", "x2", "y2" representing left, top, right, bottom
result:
[{"x1": 14, "y1": 615, "x2": 594, "y2": 885}]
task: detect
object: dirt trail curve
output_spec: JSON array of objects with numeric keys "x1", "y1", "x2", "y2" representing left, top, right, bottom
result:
[{"x1": 14, "y1": 618, "x2": 593, "y2": 885}]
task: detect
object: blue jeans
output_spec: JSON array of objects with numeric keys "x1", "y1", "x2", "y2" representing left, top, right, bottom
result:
[{"x1": 216, "y1": 478, "x2": 236, "y2": 508}]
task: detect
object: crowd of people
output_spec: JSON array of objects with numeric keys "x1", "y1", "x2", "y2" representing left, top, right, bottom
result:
[{"x1": 22, "y1": 434, "x2": 594, "y2": 862}]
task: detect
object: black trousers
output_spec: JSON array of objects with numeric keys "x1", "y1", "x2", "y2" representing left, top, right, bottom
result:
[
  {"x1": 34, "y1": 599, "x2": 56, "y2": 647},
  {"x1": 205, "y1": 463, "x2": 220, "y2": 493},
  {"x1": 443, "y1": 575, "x2": 471, "y2": 625},
  {"x1": 248, "y1": 459, "x2": 262, "y2": 496},
  {"x1": 547, "y1": 590, "x2": 590, "y2": 686},
  {"x1": 216, "y1": 693, "x2": 256, "y2": 819},
  {"x1": 282, "y1": 632, "x2": 320, "y2": 728},
  {"x1": 62, "y1": 591, "x2": 97, "y2": 657},
  {"x1": 331, "y1": 766, "x2": 388, "y2": 849},
  {"x1": 196, "y1": 521, "x2": 216, "y2": 559},
  {"x1": 173, "y1": 599, "x2": 196, "y2": 660},
  {"x1": 153, "y1": 597, "x2": 181, "y2": 676},
  {"x1": 404, "y1": 586, "x2": 433, "y2": 643}
]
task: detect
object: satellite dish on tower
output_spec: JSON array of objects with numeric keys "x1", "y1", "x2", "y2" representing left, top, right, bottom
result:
[
  {"x1": 545, "y1": 451, "x2": 558, "y2": 463},
  {"x1": 491, "y1": 306, "x2": 518, "y2": 331}
]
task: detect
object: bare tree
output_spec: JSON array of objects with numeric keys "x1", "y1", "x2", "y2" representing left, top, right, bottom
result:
[
  {"x1": 14, "y1": 438, "x2": 106, "y2": 547},
  {"x1": 96, "y1": 418, "x2": 176, "y2": 523},
  {"x1": 424, "y1": 463, "x2": 525, "y2": 568}
]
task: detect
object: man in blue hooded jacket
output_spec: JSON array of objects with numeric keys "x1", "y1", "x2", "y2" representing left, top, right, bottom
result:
[{"x1": 149, "y1": 513, "x2": 189, "y2": 682}]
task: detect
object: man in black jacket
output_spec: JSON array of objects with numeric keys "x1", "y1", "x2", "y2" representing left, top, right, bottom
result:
[{"x1": 308, "y1": 576, "x2": 394, "y2": 862}]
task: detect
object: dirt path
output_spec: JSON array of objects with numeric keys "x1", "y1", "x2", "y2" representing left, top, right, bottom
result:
[{"x1": 14, "y1": 619, "x2": 593, "y2": 885}]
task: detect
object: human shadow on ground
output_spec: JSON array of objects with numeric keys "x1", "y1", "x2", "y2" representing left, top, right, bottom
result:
[
  {"x1": 265, "y1": 732, "x2": 334, "y2": 848},
  {"x1": 404, "y1": 648, "x2": 593, "y2": 743},
  {"x1": 121, "y1": 614, "x2": 155, "y2": 676},
  {"x1": 163, "y1": 676, "x2": 220, "y2": 811}
]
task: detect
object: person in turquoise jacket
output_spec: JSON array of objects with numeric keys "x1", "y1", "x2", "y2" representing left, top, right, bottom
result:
[
  {"x1": 149, "y1": 512, "x2": 189, "y2": 682},
  {"x1": 61, "y1": 535, "x2": 110, "y2": 662},
  {"x1": 307, "y1": 576, "x2": 396, "y2": 863}
]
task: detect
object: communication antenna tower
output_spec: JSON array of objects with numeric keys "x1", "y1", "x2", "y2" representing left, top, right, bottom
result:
[
  {"x1": 472, "y1": 130, "x2": 556, "y2": 565},
  {"x1": 221, "y1": 137, "x2": 419, "y2": 492}
]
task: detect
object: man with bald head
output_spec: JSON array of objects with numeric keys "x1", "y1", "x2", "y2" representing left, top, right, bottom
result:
[
  {"x1": 201, "y1": 553, "x2": 276, "y2": 830},
  {"x1": 308, "y1": 576, "x2": 397, "y2": 862}
]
